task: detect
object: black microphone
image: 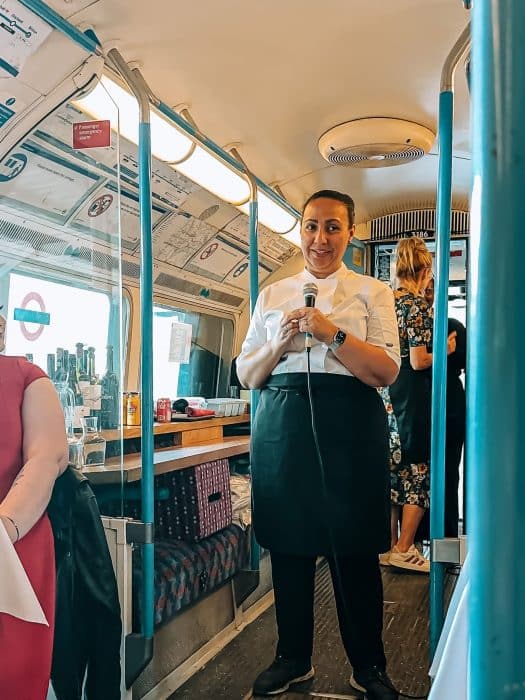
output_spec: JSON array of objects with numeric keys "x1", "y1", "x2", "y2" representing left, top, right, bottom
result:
[{"x1": 303, "y1": 282, "x2": 318, "y2": 349}]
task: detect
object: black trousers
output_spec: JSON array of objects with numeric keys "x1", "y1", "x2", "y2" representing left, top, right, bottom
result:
[
  {"x1": 270, "y1": 550, "x2": 387, "y2": 673},
  {"x1": 444, "y1": 419, "x2": 465, "y2": 537},
  {"x1": 416, "y1": 417, "x2": 465, "y2": 541}
]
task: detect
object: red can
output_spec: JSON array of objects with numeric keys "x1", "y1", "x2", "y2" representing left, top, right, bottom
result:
[{"x1": 156, "y1": 398, "x2": 171, "y2": 423}]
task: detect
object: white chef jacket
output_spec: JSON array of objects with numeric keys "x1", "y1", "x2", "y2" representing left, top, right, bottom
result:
[{"x1": 239, "y1": 263, "x2": 400, "y2": 376}]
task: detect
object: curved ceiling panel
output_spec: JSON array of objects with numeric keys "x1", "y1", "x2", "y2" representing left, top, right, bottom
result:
[
  {"x1": 64, "y1": 0, "x2": 471, "y2": 215},
  {"x1": 0, "y1": 88, "x2": 300, "y2": 308}
]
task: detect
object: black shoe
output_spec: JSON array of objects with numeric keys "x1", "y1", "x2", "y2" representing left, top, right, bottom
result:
[
  {"x1": 350, "y1": 666, "x2": 399, "y2": 700},
  {"x1": 253, "y1": 656, "x2": 315, "y2": 696}
]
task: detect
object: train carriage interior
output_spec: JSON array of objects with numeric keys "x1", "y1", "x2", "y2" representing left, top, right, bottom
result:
[{"x1": 0, "y1": 0, "x2": 522, "y2": 698}]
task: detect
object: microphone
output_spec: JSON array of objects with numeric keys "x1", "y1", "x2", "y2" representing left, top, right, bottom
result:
[{"x1": 303, "y1": 282, "x2": 318, "y2": 349}]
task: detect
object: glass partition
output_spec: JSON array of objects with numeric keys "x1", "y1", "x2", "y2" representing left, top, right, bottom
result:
[{"x1": 0, "y1": 79, "x2": 127, "y2": 512}]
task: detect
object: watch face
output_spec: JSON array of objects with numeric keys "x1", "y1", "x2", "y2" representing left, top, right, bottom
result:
[{"x1": 334, "y1": 329, "x2": 346, "y2": 346}]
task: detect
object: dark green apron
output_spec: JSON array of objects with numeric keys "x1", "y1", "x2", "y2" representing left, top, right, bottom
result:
[{"x1": 251, "y1": 372, "x2": 390, "y2": 556}]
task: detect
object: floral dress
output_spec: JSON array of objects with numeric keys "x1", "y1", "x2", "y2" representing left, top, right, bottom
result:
[{"x1": 381, "y1": 290, "x2": 433, "y2": 508}]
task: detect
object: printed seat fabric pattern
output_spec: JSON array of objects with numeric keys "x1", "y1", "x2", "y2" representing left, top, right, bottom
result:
[{"x1": 133, "y1": 523, "x2": 248, "y2": 627}]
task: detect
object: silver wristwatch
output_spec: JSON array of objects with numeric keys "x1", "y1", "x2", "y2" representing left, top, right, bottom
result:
[{"x1": 329, "y1": 328, "x2": 347, "y2": 352}]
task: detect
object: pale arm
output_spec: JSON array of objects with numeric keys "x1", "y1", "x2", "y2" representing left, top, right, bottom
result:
[
  {"x1": 0, "y1": 377, "x2": 68, "y2": 543},
  {"x1": 237, "y1": 344, "x2": 286, "y2": 390},
  {"x1": 237, "y1": 306, "x2": 301, "y2": 389},
  {"x1": 236, "y1": 290, "x2": 301, "y2": 389},
  {"x1": 409, "y1": 332, "x2": 457, "y2": 370}
]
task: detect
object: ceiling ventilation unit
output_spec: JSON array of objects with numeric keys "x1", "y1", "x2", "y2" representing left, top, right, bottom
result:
[{"x1": 318, "y1": 118, "x2": 435, "y2": 168}]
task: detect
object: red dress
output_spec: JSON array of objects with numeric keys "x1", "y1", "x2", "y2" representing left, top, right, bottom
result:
[{"x1": 0, "y1": 357, "x2": 56, "y2": 700}]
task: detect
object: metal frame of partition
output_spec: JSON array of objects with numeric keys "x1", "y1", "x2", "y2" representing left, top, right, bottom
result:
[
  {"x1": 429, "y1": 22, "x2": 471, "y2": 657},
  {"x1": 106, "y1": 49, "x2": 155, "y2": 685},
  {"x1": 227, "y1": 151, "x2": 259, "y2": 337},
  {"x1": 229, "y1": 147, "x2": 261, "y2": 572},
  {"x1": 469, "y1": 1, "x2": 525, "y2": 696}
]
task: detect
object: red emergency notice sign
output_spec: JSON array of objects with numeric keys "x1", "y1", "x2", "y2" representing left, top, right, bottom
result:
[{"x1": 73, "y1": 120, "x2": 111, "y2": 149}]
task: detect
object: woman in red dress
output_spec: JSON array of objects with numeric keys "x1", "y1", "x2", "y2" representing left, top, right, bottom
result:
[{"x1": 0, "y1": 355, "x2": 68, "y2": 699}]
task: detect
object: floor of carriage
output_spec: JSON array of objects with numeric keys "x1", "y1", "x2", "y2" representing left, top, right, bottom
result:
[{"x1": 169, "y1": 561, "x2": 456, "y2": 699}]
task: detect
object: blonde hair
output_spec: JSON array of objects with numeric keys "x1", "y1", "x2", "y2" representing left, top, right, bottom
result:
[{"x1": 395, "y1": 237, "x2": 432, "y2": 283}]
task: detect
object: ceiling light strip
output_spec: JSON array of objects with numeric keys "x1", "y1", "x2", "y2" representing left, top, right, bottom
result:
[{"x1": 155, "y1": 100, "x2": 300, "y2": 221}]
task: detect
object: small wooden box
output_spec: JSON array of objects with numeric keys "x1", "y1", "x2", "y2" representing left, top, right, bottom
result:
[{"x1": 155, "y1": 458, "x2": 232, "y2": 542}]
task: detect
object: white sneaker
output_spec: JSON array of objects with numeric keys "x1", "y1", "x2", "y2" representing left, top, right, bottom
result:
[
  {"x1": 379, "y1": 550, "x2": 392, "y2": 566},
  {"x1": 389, "y1": 545, "x2": 430, "y2": 573}
]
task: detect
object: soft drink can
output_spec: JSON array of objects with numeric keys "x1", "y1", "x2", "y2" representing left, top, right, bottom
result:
[{"x1": 156, "y1": 398, "x2": 171, "y2": 423}]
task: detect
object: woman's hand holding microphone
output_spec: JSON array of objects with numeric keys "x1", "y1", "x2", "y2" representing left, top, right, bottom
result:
[{"x1": 272, "y1": 307, "x2": 337, "y2": 352}]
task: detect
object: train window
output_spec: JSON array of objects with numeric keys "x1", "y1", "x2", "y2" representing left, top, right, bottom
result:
[
  {"x1": 153, "y1": 303, "x2": 234, "y2": 401},
  {"x1": 374, "y1": 238, "x2": 467, "y2": 286},
  {"x1": 3, "y1": 271, "x2": 128, "y2": 377}
]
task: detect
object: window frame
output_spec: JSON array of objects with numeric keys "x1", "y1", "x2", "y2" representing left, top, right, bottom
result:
[
  {"x1": 151, "y1": 292, "x2": 236, "y2": 400},
  {"x1": 2, "y1": 265, "x2": 131, "y2": 383}
]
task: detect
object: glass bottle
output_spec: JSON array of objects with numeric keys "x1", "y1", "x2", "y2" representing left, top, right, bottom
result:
[
  {"x1": 63, "y1": 349, "x2": 69, "y2": 376},
  {"x1": 82, "y1": 349, "x2": 89, "y2": 378},
  {"x1": 68, "y1": 355, "x2": 81, "y2": 404},
  {"x1": 46, "y1": 353, "x2": 56, "y2": 382},
  {"x1": 87, "y1": 347, "x2": 102, "y2": 421},
  {"x1": 55, "y1": 348, "x2": 68, "y2": 384},
  {"x1": 54, "y1": 378, "x2": 76, "y2": 442},
  {"x1": 75, "y1": 342, "x2": 85, "y2": 374},
  {"x1": 82, "y1": 416, "x2": 106, "y2": 467},
  {"x1": 101, "y1": 345, "x2": 119, "y2": 429},
  {"x1": 87, "y1": 346, "x2": 96, "y2": 380},
  {"x1": 78, "y1": 345, "x2": 91, "y2": 416}
]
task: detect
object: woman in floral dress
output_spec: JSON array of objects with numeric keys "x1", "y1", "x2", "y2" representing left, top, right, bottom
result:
[{"x1": 382, "y1": 238, "x2": 456, "y2": 573}]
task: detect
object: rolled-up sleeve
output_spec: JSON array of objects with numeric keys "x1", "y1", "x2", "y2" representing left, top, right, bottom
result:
[{"x1": 366, "y1": 284, "x2": 401, "y2": 368}]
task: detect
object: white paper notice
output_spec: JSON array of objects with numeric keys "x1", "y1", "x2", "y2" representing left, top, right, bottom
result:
[
  {"x1": 0, "y1": 0, "x2": 53, "y2": 77},
  {"x1": 168, "y1": 322, "x2": 192, "y2": 364},
  {"x1": 0, "y1": 520, "x2": 48, "y2": 625}
]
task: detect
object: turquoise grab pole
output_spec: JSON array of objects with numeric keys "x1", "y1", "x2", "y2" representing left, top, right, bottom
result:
[
  {"x1": 430, "y1": 23, "x2": 470, "y2": 658},
  {"x1": 230, "y1": 148, "x2": 260, "y2": 571},
  {"x1": 248, "y1": 199, "x2": 260, "y2": 318},
  {"x1": 108, "y1": 50, "x2": 155, "y2": 659},
  {"x1": 248, "y1": 196, "x2": 261, "y2": 570},
  {"x1": 136, "y1": 121, "x2": 155, "y2": 639},
  {"x1": 470, "y1": 2, "x2": 525, "y2": 697},
  {"x1": 430, "y1": 88, "x2": 453, "y2": 657}
]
